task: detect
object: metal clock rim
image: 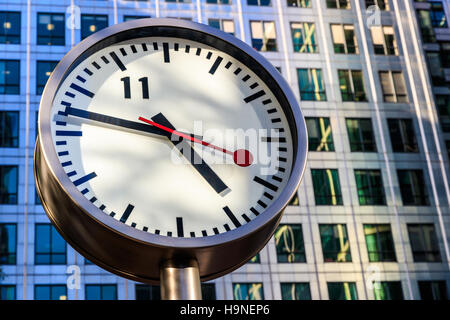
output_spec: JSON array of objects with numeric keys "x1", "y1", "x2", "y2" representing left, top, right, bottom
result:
[{"x1": 37, "y1": 18, "x2": 308, "y2": 252}]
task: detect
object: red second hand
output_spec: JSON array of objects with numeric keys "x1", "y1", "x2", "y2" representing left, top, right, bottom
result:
[{"x1": 138, "y1": 116, "x2": 253, "y2": 167}]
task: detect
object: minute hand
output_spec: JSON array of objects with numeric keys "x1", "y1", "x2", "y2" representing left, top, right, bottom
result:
[{"x1": 65, "y1": 107, "x2": 202, "y2": 139}]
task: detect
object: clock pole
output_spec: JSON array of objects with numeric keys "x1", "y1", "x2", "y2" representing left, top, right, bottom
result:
[{"x1": 160, "y1": 259, "x2": 202, "y2": 300}]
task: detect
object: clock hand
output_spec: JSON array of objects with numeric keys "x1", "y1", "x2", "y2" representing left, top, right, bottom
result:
[
  {"x1": 64, "y1": 107, "x2": 202, "y2": 140},
  {"x1": 138, "y1": 116, "x2": 253, "y2": 167},
  {"x1": 149, "y1": 113, "x2": 231, "y2": 196}
]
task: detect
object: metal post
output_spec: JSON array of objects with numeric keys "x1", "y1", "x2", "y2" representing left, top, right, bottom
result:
[{"x1": 160, "y1": 259, "x2": 202, "y2": 300}]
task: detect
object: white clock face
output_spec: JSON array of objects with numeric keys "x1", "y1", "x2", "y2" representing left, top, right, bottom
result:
[{"x1": 49, "y1": 36, "x2": 294, "y2": 238}]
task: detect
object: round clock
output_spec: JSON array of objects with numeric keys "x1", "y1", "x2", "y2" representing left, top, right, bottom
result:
[{"x1": 35, "y1": 18, "x2": 308, "y2": 284}]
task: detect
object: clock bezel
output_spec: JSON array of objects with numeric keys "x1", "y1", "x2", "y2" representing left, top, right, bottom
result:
[{"x1": 36, "y1": 18, "x2": 308, "y2": 283}]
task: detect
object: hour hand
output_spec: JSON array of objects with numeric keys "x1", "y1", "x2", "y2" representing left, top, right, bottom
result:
[{"x1": 150, "y1": 113, "x2": 231, "y2": 195}]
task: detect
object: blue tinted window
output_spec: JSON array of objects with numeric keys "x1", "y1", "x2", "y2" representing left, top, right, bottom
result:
[
  {"x1": 0, "y1": 111, "x2": 19, "y2": 148},
  {"x1": 0, "y1": 165, "x2": 18, "y2": 204},
  {"x1": 36, "y1": 61, "x2": 57, "y2": 95},
  {"x1": 0, "y1": 60, "x2": 20, "y2": 94},
  {"x1": 35, "y1": 224, "x2": 66, "y2": 264},
  {"x1": 0, "y1": 285, "x2": 16, "y2": 300},
  {"x1": 81, "y1": 14, "x2": 108, "y2": 40},
  {"x1": 37, "y1": 13, "x2": 65, "y2": 46},
  {"x1": 0, "y1": 224, "x2": 17, "y2": 264},
  {"x1": 0, "y1": 11, "x2": 21, "y2": 44},
  {"x1": 35, "y1": 285, "x2": 67, "y2": 300},
  {"x1": 85, "y1": 284, "x2": 117, "y2": 300}
]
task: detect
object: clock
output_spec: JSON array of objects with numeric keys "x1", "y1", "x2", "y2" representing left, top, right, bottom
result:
[{"x1": 35, "y1": 18, "x2": 308, "y2": 283}]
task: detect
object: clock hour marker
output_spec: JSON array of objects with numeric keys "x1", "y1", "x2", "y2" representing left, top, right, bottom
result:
[
  {"x1": 130, "y1": 44, "x2": 137, "y2": 53},
  {"x1": 99, "y1": 205, "x2": 106, "y2": 211},
  {"x1": 65, "y1": 91, "x2": 75, "y2": 98},
  {"x1": 223, "y1": 206, "x2": 241, "y2": 228},
  {"x1": 141, "y1": 43, "x2": 148, "y2": 51},
  {"x1": 61, "y1": 161, "x2": 72, "y2": 167},
  {"x1": 185, "y1": 45, "x2": 190, "y2": 53},
  {"x1": 70, "y1": 83, "x2": 95, "y2": 98},
  {"x1": 89, "y1": 197, "x2": 97, "y2": 203},
  {"x1": 242, "y1": 214, "x2": 251, "y2": 223},
  {"x1": 234, "y1": 68, "x2": 241, "y2": 75},
  {"x1": 56, "y1": 141, "x2": 67, "y2": 145},
  {"x1": 73, "y1": 172, "x2": 97, "y2": 187},
  {"x1": 250, "y1": 207, "x2": 260, "y2": 216},
  {"x1": 244, "y1": 90, "x2": 266, "y2": 103},
  {"x1": 202, "y1": 230, "x2": 207, "y2": 237},
  {"x1": 120, "y1": 204, "x2": 134, "y2": 223},
  {"x1": 67, "y1": 171, "x2": 77, "y2": 177},
  {"x1": 206, "y1": 52, "x2": 212, "y2": 59},
  {"x1": 120, "y1": 48, "x2": 127, "y2": 56},
  {"x1": 242, "y1": 75, "x2": 250, "y2": 82},
  {"x1": 163, "y1": 42, "x2": 170, "y2": 63},
  {"x1": 253, "y1": 176, "x2": 278, "y2": 192},
  {"x1": 92, "y1": 61, "x2": 101, "y2": 70},
  {"x1": 213, "y1": 228, "x2": 219, "y2": 235},
  {"x1": 225, "y1": 61, "x2": 232, "y2": 69},
  {"x1": 83, "y1": 68, "x2": 93, "y2": 76},
  {"x1": 109, "y1": 51, "x2": 127, "y2": 71},
  {"x1": 131, "y1": 222, "x2": 136, "y2": 228},
  {"x1": 224, "y1": 224, "x2": 231, "y2": 231},
  {"x1": 76, "y1": 75, "x2": 86, "y2": 83},
  {"x1": 143, "y1": 226, "x2": 148, "y2": 232},
  {"x1": 196, "y1": 48, "x2": 201, "y2": 56},
  {"x1": 190, "y1": 232, "x2": 195, "y2": 238},
  {"x1": 208, "y1": 56, "x2": 223, "y2": 75},
  {"x1": 101, "y1": 55, "x2": 109, "y2": 64},
  {"x1": 176, "y1": 217, "x2": 184, "y2": 237},
  {"x1": 155, "y1": 229, "x2": 160, "y2": 235},
  {"x1": 56, "y1": 130, "x2": 82, "y2": 136},
  {"x1": 257, "y1": 200, "x2": 267, "y2": 208},
  {"x1": 153, "y1": 42, "x2": 158, "y2": 50},
  {"x1": 249, "y1": 82, "x2": 259, "y2": 89},
  {"x1": 262, "y1": 99, "x2": 272, "y2": 105}
]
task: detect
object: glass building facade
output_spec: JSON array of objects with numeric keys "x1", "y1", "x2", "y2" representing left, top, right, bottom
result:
[{"x1": 0, "y1": 0, "x2": 449, "y2": 300}]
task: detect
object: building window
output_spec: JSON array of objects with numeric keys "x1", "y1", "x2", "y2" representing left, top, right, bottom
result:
[
  {"x1": 338, "y1": 70, "x2": 367, "y2": 102},
  {"x1": 436, "y1": 95, "x2": 450, "y2": 132},
  {"x1": 280, "y1": 283, "x2": 311, "y2": 300},
  {"x1": 287, "y1": 0, "x2": 311, "y2": 7},
  {"x1": 354, "y1": 169, "x2": 386, "y2": 205},
  {"x1": 0, "y1": 111, "x2": 19, "y2": 148},
  {"x1": 425, "y1": 52, "x2": 445, "y2": 86},
  {"x1": 297, "y1": 68, "x2": 326, "y2": 101},
  {"x1": 35, "y1": 223, "x2": 66, "y2": 265},
  {"x1": 36, "y1": 61, "x2": 58, "y2": 95},
  {"x1": 311, "y1": 169, "x2": 343, "y2": 205},
  {"x1": 0, "y1": 165, "x2": 18, "y2": 204},
  {"x1": 331, "y1": 24, "x2": 358, "y2": 54},
  {"x1": 439, "y1": 42, "x2": 450, "y2": 68},
  {"x1": 387, "y1": 119, "x2": 418, "y2": 153},
  {"x1": 0, "y1": 60, "x2": 20, "y2": 94},
  {"x1": 319, "y1": 224, "x2": 351, "y2": 262},
  {"x1": 247, "y1": 0, "x2": 271, "y2": 6},
  {"x1": 366, "y1": 0, "x2": 389, "y2": 10},
  {"x1": 346, "y1": 118, "x2": 377, "y2": 152},
  {"x1": 135, "y1": 285, "x2": 161, "y2": 300},
  {"x1": 250, "y1": 21, "x2": 277, "y2": 52},
  {"x1": 123, "y1": 15, "x2": 150, "y2": 22},
  {"x1": 233, "y1": 283, "x2": 264, "y2": 300},
  {"x1": 417, "y1": 9, "x2": 437, "y2": 43},
  {"x1": 370, "y1": 26, "x2": 398, "y2": 55},
  {"x1": 37, "y1": 13, "x2": 65, "y2": 46},
  {"x1": 0, "y1": 224, "x2": 16, "y2": 265},
  {"x1": 274, "y1": 224, "x2": 306, "y2": 263},
  {"x1": 85, "y1": 284, "x2": 117, "y2": 300},
  {"x1": 208, "y1": 19, "x2": 235, "y2": 36},
  {"x1": 81, "y1": 14, "x2": 108, "y2": 40},
  {"x1": 0, "y1": 11, "x2": 21, "y2": 44},
  {"x1": 418, "y1": 281, "x2": 448, "y2": 300},
  {"x1": 291, "y1": 22, "x2": 318, "y2": 53},
  {"x1": 288, "y1": 192, "x2": 299, "y2": 206},
  {"x1": 373, "y1": 281, "x2": 404, "y2": 300},
  {"x1": 201, "y1": 283, "x2": 217, "y2": 300},
  {"x1": 327, "y1": 282, "x2": 358, "y2": 300},
  {"x1": 397, "y1": 170, "x2": 429, "y2": 206},
  {"x1": 306, "y1": 117, "x2": 334, "y2": 152},
  {"x1": 206, "y1": 0, "x2": 231, "y2": 4},
  {"x1": 407, "y1": 224, "x2": 441, "y2": 262},
  {"x1": 430, "y1": 2, "x2": 448, "y2": 28},
  {"x1": 326, "y1": 0, "x2": 351, "y2": 9},
  {"x1": 379, "y1": 71, "x2": 408, "y2": 103},
  {"x1": 165, "y1": 0, "x2": 192, "y2": 2},
  {"x1": 363, "y1": 224, "x2": 396, "y2": 262},
  {"x1": 0, "y1": 285, "x2": 16, "y2": 300},
  {"x1": 34, "y1": 285, "x2": 67, "y2": 300},
  {"x1": 248, "y1": 253, "x2": 260, "y2": 263}
]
